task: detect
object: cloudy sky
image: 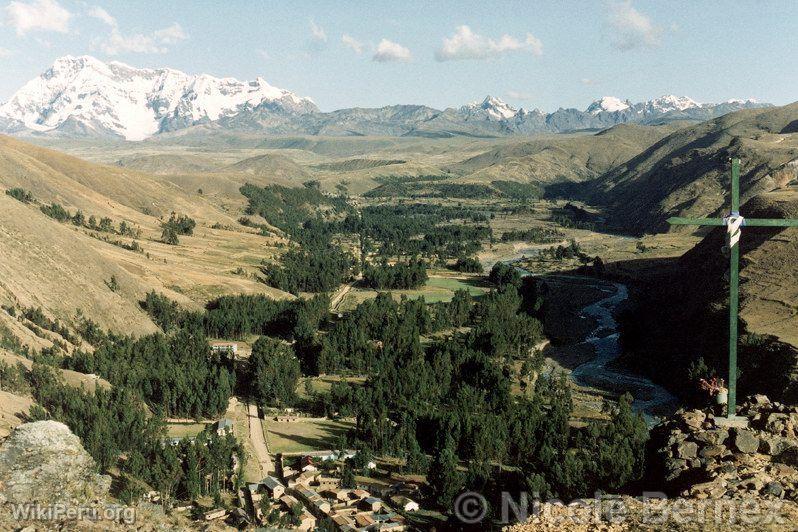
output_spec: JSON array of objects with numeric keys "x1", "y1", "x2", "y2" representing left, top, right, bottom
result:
[{"x1": 0, "y1": 0, "x2": 795, "y2": 111}]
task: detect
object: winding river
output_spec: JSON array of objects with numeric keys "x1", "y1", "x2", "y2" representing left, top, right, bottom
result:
[{"x1": 507, "y1": 259, "x2": 678, "y2": 424}]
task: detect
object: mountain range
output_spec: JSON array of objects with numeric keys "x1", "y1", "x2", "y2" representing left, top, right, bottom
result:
[{"x1": 0, "y1": 56, "x2": 771, "y2": 141}]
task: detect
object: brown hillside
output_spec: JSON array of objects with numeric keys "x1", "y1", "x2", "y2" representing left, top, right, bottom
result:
[{"x1": 594, "y1": 103, "x2": 798, "y2": 234}]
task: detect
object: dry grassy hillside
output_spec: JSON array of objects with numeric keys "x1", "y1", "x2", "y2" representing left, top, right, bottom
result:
[
  {"x1": 617, "y1": 190, "x2": 798, "y2": 402},
  {"x1": 0, "y1": 136, "x2": 292, "y2": 337},
  {"x1": 593, "y1": 103, "x2": 798, "y2": 234},
  {"x1": 445, "y1": 123, "x2": 684, "y2": 185}
]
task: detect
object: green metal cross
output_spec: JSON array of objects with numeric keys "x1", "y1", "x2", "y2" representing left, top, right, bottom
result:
[{"x1": 668, "y1": 158, "x2": 798, "y2": 418}]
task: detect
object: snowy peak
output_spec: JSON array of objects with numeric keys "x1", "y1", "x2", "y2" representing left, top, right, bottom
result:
[
  {"x1": 586, "y1": 96, "x2": 631, "y2": 114},
  {"x1": 640, "y1": 94, "x2": 701, "y2": 114},
  {"x1": 461, "y1": 95, "x2": 519, "y2": 120},
  {"x1": 0, "y1": 55, "x2": 317, "y2": 140}
]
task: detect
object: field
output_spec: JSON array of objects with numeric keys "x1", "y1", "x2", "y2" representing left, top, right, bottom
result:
[
  {"x1": 298, "y1": 375, "x2": 366, "y2": 399},
  {"x1": 264, "y1": 417, "x2": 355, "y2": 455},
  {"x1": 338, "y1": 273, "x2": 490, "y2": 311},
  {"x1": 165, "y1": 423, "x2": 207, "y2": 438}
]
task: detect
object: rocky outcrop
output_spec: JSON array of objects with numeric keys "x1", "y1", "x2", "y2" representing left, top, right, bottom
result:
[
  {"x1": 650, "y1": 395, "x2": 798, "y2": 500},
  {"x1": 0, "y1": 420, "x2": 110, "y2": 505}
]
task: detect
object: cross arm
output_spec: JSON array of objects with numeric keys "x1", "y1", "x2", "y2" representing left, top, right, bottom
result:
[
  {"x1": 667, "y1": 217, "x2": 726, "y2": 226},
  {"x1": 743, "y1": 218, "x2": 798, "y2": 227}
]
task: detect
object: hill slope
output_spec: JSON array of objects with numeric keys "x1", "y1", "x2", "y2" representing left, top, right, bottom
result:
[
  {"x1": 593, "y1": 103, "x2": 798, "y2": 234},
  {"x1": 618, "y1": 191, "x2": 798, "y2": 403},
  {"x1": 0, "y1": 136, "x2": 291, "y2": 337}
]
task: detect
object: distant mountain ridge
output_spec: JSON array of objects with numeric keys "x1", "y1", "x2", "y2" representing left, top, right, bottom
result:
[{"x1": 0, "y1": 56, "x2": 771, "y2": 141}]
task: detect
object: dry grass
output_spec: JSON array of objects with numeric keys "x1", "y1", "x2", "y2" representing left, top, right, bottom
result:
[{"x1": 264, "y1": 417, "x2": 355, "y2": 455}]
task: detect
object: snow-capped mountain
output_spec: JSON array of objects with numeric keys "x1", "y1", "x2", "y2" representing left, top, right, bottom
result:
[
  {"x1": 586, "y1": 96, "x2": 631, "y2": 114},
  {"x1": 0, "y1": 57, "x2": 771, "y2": 141},
  {"x1": 460, "y1": 96, "x2": 519, "y2": 120},
  {"x1": 0, "y1": 55, "x2": 317, "y2": 140}
]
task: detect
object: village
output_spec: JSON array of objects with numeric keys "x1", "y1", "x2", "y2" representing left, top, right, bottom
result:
[{"x1": 157, "y1": 342, "x2": 429, "y2": 530}]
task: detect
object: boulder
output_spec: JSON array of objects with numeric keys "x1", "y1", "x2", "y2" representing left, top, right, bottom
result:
[
  {"x1": 699, "y1": 445, "x2": 726, "y2": 459},
  {"x1": 763, "y1": 481, "x2": 784, "y2": 497},
  {"x1": 680, "y1": 410, "x2": 706, "y2": 431},
  {"x1": 676, "y1": 441, "x2": 699, "y2": 459},
  {"x1": 732, "y1": 429, "x2": 760, "y2": 454},
  {"x1": 0, "y1": 421, "x2": 110, "y2": 506},
  {"x1": 693, "y1": 428, "x2": 729, "y2": 446}
]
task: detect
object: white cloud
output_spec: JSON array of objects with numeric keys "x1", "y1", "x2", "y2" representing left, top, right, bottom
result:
[
  {"x1": 341, "y1": 33, "x2": 363, "y2": 54},
  {"x1": 153, "y1": 23, "x2": 187, "y2": 44},
  {"x1": 88, "y1": 6, "x2": 187, "y2": 55},
  {"x1": 435, "y1": 25, "x2": 542, "y2": 61},
  {"x1": 0, "y1": 47, "x2": 12, "y2": 57},
  {"x1": 87, "y1": 5, "x2": 116, "y2": 27},
  {"x1": 506, "y1": 90, "x2": 534, "y2": 101},
  {"x1": 310, "y1": 20, "x2": 326, "y2": 42},
  {"x1": 5, "y1": 0, "x2": 72, "y2": 35},
  {"x1": 608, "y1": 1, "x2": 662, "y2": 50},
  {"x1": 372, "y1": 38, "x2": 411, "y2": 63}
]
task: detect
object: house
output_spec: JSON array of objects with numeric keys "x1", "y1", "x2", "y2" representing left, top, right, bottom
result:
[
  {"x1": 210, "y1": 342, "x2": 238, "y2": 356},
  {"x1": 297, "y1": 510, "x2": 317, "y2": 531},
  {"x1": 261, "y1": 475, "x2": 286, "y2": 499},
  {"x1": 279, "y1": 494, "x2": 301, "y2": 511},
  {"x1": 349, "y1": 489, "x2": 370, "y2": 502},
  {"x1": 327, "y1": 488, "x2": 350, "y2": 502},
  {"x1": 300, "y1": 455, "x2": 318, "y2": 472},
  {"x1": 390, "y1": 495, "x2": 419, "y2": 512},
  {"x1": 354, "y1": 512, "x2": 376, "y2": 528},
  {"x1": 216, "y1": 418, "x2": 233, "y2": 436},
  {"x1": 331, "y1": 513, "x2": 356, "y2": 530},
  {"x1": 203, "y1": 508, "x2": 227, "y2": 521},
  {"x1": 315, "y1": 473, "x2": 342, "y2": 491},
  {"x1": 247, "y1": 483, "x2": 262, "y2": 503},
  {"x1": 360, "y1": 497, "x2": 383, "y2": 512}
]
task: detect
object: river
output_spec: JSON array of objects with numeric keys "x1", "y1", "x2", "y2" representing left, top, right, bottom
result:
[{"x1": 506, "y1": 259, "x2": 678, "y2": 424}]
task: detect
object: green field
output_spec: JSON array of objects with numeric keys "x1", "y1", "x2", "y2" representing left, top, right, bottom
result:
[
  {"x1": 265, "y1": 418, "x2": 355, "y2": 455},
  {"x1": 339, "y1": 274, "x2": 489, "y2": 310}
]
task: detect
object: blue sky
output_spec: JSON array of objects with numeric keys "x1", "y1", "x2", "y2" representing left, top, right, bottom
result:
[{"x1": 0, "y1": 0, "x2": 796, "y2": 112}]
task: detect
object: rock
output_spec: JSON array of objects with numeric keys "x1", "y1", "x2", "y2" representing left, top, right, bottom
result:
[
  {"x1": 690, "y1": 478, "x2": 726, "y2": 499},
  {"x1": 760, "y1": 434, "x2": 795, "y2": 456},
  {"x1": 732, "y1": 429, "x2": 760, "y2": 454},
  {"x1": 680, "y1": 410, "x2": 706, "y2": 431},
  {"x1": 751, "y1": 394, "x2": 771, "y2": 406},
  {"x1": 764, "y1": 481, "x2": 784, "y2": 497},
  {"x1": 718, "y1": 463, "x2": 738, "y2": 475},
  {"x1": 693, "y1": 428, "x2": 729, "y2": 446},
  {"x1": 0, "y1": 421, "x2": 110, "y2": 506},
  {"x1": 676, "y1": 441, "x2": 699, "y2": 459},
  {"x1": 764, "y1": 413, "x2": 791, "y2": 435},
  {"x1": 699, "y1": 445, "x2": 726, "y2": 459}
]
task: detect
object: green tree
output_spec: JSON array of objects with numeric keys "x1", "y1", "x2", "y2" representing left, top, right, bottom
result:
[
  {"x1": 427, "y1": 435, "x2": 463, "y2": 510},
  {"x1": 250, "y1": 337, "x2": 300, "y2": 407}
]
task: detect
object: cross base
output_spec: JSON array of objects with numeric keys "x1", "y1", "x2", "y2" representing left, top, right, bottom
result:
[{"x1": 714, "y1": 415, "x2": 749, "y2": 429}]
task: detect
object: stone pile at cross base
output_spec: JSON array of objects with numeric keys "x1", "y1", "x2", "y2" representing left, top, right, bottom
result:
[{"x1": 650, "y1": 395, "x2": 798, "y2": 500}]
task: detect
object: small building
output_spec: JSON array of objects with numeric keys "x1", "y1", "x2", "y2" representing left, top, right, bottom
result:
[
  {"x1": 350, "y1": 489, "x2": 370, "y2": 501},
  {"x1": 203, "y1": 508, "x2": 227, "y2": 521},
  {"x1": 315, "y1": 473, "x2": 342, "y2": 491},
  {"x1": 327, "y1": 488, "x2": 350, "y2": 502},
  {"x1": 279, "y1": 494, "x2": 301, "y2": 511},
  {"x1": 360, "y1": 497, "x2": 383, "y2": 512},
  {"x1": 211, "y1": 342, "x2": 238, "y2": 356},
  {"x1": 297, "y1": 510, "x2": 317, "y2": 531},
  {"x1": 355, "y1": 512, "x2": 376, "y2": 528},
  {"x1": 216, "y1": 418, "x2": 233, "y2": 436},
  {"x1": 261, "y1": 475, "x2": 286, "y2": 499},
  {"x1": 300, "y1": 456, "x2": 318, "y2": 472},
  {"x1": 390, "y1": 495, "x2": 419, "y2": 512}
]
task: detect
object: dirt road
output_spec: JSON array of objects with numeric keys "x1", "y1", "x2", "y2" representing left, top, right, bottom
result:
[{"x1": 247, "y1": 403, "x2": 272, "y2": 477}]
